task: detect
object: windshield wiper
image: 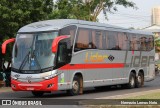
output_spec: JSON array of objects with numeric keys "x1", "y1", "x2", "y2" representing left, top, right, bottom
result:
[{"x1": 18, "y1": 51, "x2": 30, "y2": 73}]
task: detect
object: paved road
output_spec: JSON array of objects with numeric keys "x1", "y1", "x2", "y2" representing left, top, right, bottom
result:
[{"x1": 0, "y1": 74, "x2": 160, "y2": 99}]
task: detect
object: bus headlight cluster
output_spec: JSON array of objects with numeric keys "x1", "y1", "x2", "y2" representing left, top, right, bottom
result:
[
  {"x1": 11, "y1": 76, "x2": 18, "y2": 80},
  {"x1": 43, "y1": 74, "x2": 57, "y2": 80},
  {"x1": 43, "y1": 70, "x2": 57, "y2": 80}
]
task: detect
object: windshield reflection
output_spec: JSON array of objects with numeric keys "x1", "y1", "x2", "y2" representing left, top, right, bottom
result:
[{"x1": 12, "y1": 32, "x2": 58, "y2": 73}]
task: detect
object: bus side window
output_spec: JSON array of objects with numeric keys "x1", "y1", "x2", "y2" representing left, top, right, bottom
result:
[
  {"x1": 147, "y1": 36, "x2": 154, "y2": 51},
  {"x1": 126, "y1": 35, "x2": 130, "y2": 50},
  {"x1": 140, "y1": 36, "x2": 147, "y2": 51},
  {"x1": 104, "y1": 31, "x2": 109, "y2": 49},
  {"x1": 117, "y1": 32, "x2": 128, "y2": 50},
  {"x1": 108, "y1": 32, "x2": 119, "y2": 50},
  {"x1": 91, "y1": 30, "x2": 103, "y2": 49},
  {"x1": 130, "y1": 34, "x2": 139, "y2": 51},
  {"x1": 95, "y1": 31, "x2": 103, "y2": 49},
  {"x1": 70, "y1": 30, "x2": 75, "y2": 45},
  {"x1": 103, "y1": 31, "x2": 108, "y2": 49},
  {"x1": 60, "y1": 25, "x2": 77, "y2": 50},
  {"x1": 91, "y1": 30, "x2": 97, "y2": 49},
  {"x1": 75, "y1": 29, "x2": 90, "y2": 51}
]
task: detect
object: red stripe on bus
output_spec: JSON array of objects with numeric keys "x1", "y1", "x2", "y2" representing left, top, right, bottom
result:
[{"x1": 59, "y1": 63, "x2": 124, "y2": 70}]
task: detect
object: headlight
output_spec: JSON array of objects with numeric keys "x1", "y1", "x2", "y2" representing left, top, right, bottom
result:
[
  {"x1": 43, "y1": 71, "x2": 57, "y2": 80},
  {"x1": 43, "y1": 74, "x2": 57, "y2": 80},
  {"x1": 11, "y1": 76, "x2": 18, "y2": 80}
]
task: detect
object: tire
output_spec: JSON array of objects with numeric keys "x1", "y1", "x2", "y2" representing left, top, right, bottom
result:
[
  {"x1": 127, "y1": 72, "x2": 136, "y2": 89},
  {"x1": 135, "y1": 72, "x2": 144, "y2": 88},
  {"x1": 32, "y1": 91, "x2": 44, "y2": 97},
  {"x1": 68, "y1": 76, "x2": 80, "y2": 96}
]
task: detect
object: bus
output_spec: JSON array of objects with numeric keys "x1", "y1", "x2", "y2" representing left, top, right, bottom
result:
[{"x1": 2, "y1": 19, "x2": 155, "y2": 96}]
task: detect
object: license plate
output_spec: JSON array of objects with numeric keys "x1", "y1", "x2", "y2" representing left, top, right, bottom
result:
[{"x1": 27, "y1": 88, "x2": 34, "y2": 90}]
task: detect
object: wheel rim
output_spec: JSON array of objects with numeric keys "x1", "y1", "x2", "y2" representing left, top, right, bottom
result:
[
  {"x1": 131, "y1": 77, "x2": 135, "y2": 87},
  {"x1": 138, "y1": 75, "x2": 142, "y2": 85},
  {"x1": 72, "y1": 81, "x2": 79, "y2": 93}
]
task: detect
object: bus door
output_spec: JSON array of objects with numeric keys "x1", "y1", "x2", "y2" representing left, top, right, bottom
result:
[{"x1": 54, "y1": 36, "x2": 71, "y2": 90}]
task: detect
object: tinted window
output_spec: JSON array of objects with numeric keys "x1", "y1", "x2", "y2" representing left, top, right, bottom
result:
[
  {"x1": 146, "y1": 36, "x2": 154, "y2": 51},
  {"x1": 56, "y1": 38, "x2": 72, "y2": 68},
  {"x1": 140, "y1": 36, "x2": 147, "y2": 51},
  {"x1": 91, "y1": 30, "x2": 103, "y2": 49},
  {"x1": 60, "y1": 25, "x2": 77, "y2": 47},
  {"x1": 75, "y1": 28, "x2": 90, "y2": 51},
  {"x1": 105, "y1": 31, "x2": 109, "y2": 49},
  {"x1": 108, "y1": 32, "x2": 119, "y2": 50},
  {"x1": 130, "y1": 34, "x2": 140, "y2": 50},
  {"x1": 117, "y1": 32, "x2": 129, "y2": 50}
]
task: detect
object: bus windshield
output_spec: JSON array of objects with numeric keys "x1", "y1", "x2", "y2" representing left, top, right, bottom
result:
[{"x1": 12, "y1": 31, "x2": 58, "y2": 73}]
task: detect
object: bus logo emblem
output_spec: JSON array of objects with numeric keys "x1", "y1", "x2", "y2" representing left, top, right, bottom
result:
[
  {"x1": 14, "y1": 74, "x2": 20, "y2": 78},
  {"x1": 26, "y1": 76, "x2": 32, "y2": 83},
  {"x1": 108, "y1": 55, "x2": 114, "y2": 61}
]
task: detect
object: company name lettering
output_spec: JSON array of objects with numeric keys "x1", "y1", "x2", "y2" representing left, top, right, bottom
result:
[
  {"x1": 85, "y1": 52, "x2": 108, "y2": 63},
  {"x1": 125, "y1": 55, "x2": 154, "y2": 67}
]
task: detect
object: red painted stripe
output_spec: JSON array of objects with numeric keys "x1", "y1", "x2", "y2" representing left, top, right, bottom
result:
[{"x1": 59, "y1": 63, "x2": 124, "y2": 70}]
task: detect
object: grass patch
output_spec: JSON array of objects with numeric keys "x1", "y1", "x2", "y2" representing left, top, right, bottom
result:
[
  {"x1": 85, "y1": 92, "x2": 160, "y2": 108},
  {"x1": 127, "y1": 92, "x2": 160, "y2": 99},
  {"x1": 86, "y1": 105, "x2": 160, "y2": 108}
]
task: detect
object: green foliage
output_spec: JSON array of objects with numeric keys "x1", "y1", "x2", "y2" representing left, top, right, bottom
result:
[
  {"x1": 155, "y1": 36, "x2": 160, "y2": 53},
  {"x1": 0, "y1": 0, "x2": 53, "y2": 61},
  {"x1": 0, "y1": 0, "x2": 136, "y2": 65},
  {"x1": 51, "y1": 0, "x2": 136, "y2": 21}
]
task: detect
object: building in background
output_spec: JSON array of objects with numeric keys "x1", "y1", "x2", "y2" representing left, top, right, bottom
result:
[
  {"x1": 152, "y1": 6, "x2": 160, "y2": 25},
  {"x1": 145, "y1": 6, "x2": 160, "y2": 36},
  {"x1": 144, "y1": 6, "x2": 160, "y2": 61}
]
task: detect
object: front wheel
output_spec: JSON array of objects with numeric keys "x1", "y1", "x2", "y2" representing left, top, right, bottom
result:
[
  {"x1": 32, "y1": 91, "x2": 44, "y2": 97},
  {"x1": 67, "y1": 76, "x2": 81, "y2": 96}
]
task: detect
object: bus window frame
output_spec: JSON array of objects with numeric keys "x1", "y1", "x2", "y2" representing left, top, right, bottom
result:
[{"x1": 73, "y1": 27, "x2": 154, "y2": 52}]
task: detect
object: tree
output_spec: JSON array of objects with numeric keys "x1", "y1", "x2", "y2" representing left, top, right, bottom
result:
[
  {"x1": 51, "y1": 0, "x2": 136, "y2": 21},
  {"x1": 0, "y1": 0, "x2": 53, "y2": 70},
  {"x1": 155, "y1": 36, "x2": 160, "y2": 53}
]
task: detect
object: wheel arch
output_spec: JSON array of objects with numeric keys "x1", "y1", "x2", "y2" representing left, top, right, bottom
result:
[
  {"x1": 138, "y1": 69, "x2": 144, "y2": 77},
  {"x1": 129, "y1": 69, "x2": 137, "y2": 76},
  {"x1": 70, "y1": 71, "x2": 83, "y2": 88},
  {"x1": 69, "y1": 71, "x2": 84, "y2": 95},
  {"x1": 127, "y1": 69, "x2": 137, "y2": 82},
  {"x1": 71, "y1": 71, "x2": 83, "y2": 80}
]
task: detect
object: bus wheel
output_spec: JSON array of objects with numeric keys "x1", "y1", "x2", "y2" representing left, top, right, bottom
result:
[
  {"x1": 135, "y1": 72, "x2": 144, "y2": 88},
  {"x1": 127, "y1": 72, "x2": 136, "y2": 89},
  {"x1": 32, "y1": 91, "x2": 44, "y2": 97},
  {"x1": 68, "y1": 76, "x2": 80, "y2": 96}
]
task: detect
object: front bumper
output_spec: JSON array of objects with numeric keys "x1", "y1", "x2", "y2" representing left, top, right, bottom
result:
[{"x1": 11, "y1": 76, "x2": 58, "y2": 91}]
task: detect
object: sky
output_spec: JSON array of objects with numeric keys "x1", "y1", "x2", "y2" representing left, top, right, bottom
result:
[{"x1": 98, "y1": 0, "x2": 160, "y2": 29}]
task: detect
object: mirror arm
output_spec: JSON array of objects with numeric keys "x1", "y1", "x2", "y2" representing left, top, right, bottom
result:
[
  {"x1": 52, "y1": 35, "x2": 69, "y2": 53},
  {"x1": 2, "y1": 38, "x2": 15, "y2": 54}
]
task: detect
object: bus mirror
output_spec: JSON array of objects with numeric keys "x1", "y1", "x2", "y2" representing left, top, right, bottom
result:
[
  {"x1": 52, "y1": 35, "x2": 70, "y2": 53},
  {"x1": 2, "y1": 38, "x2": 15, "y2": 54}
]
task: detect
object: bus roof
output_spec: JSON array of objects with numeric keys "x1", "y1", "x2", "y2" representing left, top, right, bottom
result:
[{"x1": 18, "y1": 19, "x2": 153, "y2": 35}]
